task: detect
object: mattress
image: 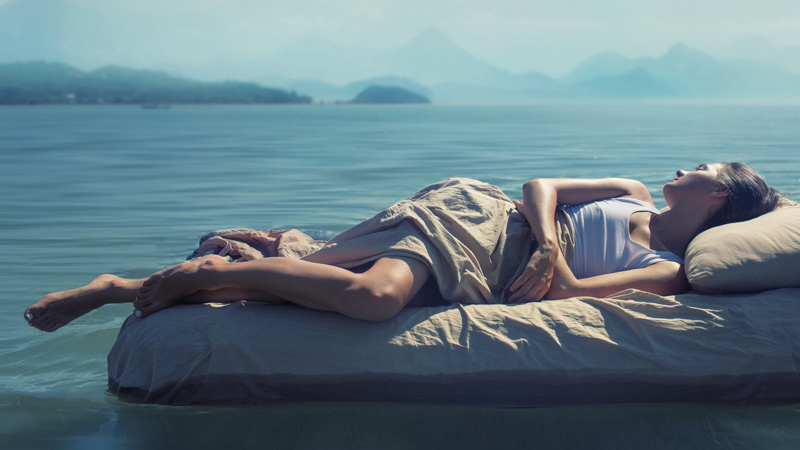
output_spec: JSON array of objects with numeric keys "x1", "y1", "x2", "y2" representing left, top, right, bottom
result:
[{"x1": 107, "y1": 288, "x2": 800, "y2": 406}]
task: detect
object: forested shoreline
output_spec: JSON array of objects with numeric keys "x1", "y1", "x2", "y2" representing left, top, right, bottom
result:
[{"x1": 0, "y1": 61, "x2": 312, "y2": 105}]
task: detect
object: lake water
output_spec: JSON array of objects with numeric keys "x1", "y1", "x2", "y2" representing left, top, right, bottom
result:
[{"x1": 1, "y1": 103, "x2": 799, "y2": 449}]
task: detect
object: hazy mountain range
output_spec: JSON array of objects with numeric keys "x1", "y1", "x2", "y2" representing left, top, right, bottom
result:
[
  {"x1": 255, "y1": 29, "x2": 800, "y2": 103},
  {"x1": 2, "y1": 23, "x2": 799, "y2": 104}
]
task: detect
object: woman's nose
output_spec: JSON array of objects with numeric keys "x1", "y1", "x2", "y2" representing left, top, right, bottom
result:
[{"x1": 676, "y1": 169, "x2": 686, "y2": 177}]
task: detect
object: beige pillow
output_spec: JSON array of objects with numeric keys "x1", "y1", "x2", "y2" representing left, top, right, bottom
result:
[{"x1": 685, "y1": 204, "x2": 800, "y2": 294}]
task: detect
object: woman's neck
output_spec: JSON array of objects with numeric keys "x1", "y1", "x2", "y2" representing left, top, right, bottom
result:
[{"x1": 649, "y1": 206, "x2": 707, "y2": 257}]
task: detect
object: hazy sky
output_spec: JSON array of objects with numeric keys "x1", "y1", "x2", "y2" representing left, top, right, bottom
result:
[{"x1": 2, "y1": 0, "x2": 799, "y2": 79}]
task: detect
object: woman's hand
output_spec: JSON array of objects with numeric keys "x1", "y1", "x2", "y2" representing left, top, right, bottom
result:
[
  {"x1": 512, "y1": 200, "x2": 525, "y2": 215},
  {"x1": 508, "y1": 242, "x2": 559, "y2": 303},
  {"x1": 509, "y1": 199, "x2": 559, "y2": 302}
]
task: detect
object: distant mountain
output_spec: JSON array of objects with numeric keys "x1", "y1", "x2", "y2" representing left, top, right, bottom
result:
[
  {"x1": 349, "y1": 85, "x2": 430, "y2": 104},
  {"x1": 259, "y1": 76, "x2": 432, "y2": 103},
  {"x1": 257, "y1": 29, "x2": 562, "y2": 104},
  {"x1": 381, "y1": 29, "x2": 513, "y2": 86},
  {"x1": 344, "y1": 77, "x2": 433, "y2": 99},
  {"x1": 0, "y1": 61, "x2": 312, "y2": 104},
  {"x1": 255, "y1": 29, "x2": 557, "y2": 94},
  {"x1": 576, "y1": 68, "x2": 675, "y2": 98},
  {"x1": 563, "y1": 52, "x2": 639, "y2": 85},
  {"x1": 261, "y1": 38, "x2": 800, "y2": 103},
  {"x1": 565, "y1": 43, "x2": 800, "y2": 99},
  {"x1": 515, "y1": 71, "x2": 564, "y2": 90}
]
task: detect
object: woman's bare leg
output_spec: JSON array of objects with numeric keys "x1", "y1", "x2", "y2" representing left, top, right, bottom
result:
[
  {"x1": 25, "y1": 275, "x2": 146, "y2": 332},
  {"x1": 134, "y1": 254, "x2": 431, "y2": 321},
  {"x1": 27, "y1": 253, "x2": 432, "y2": 331},
  {"x1": 25, "y1": 276, "x2": 281, "y2": 332}
]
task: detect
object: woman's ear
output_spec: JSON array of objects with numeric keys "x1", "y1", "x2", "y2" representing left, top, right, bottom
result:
[{"x1": 709, "y1": 187, "x2": 730, "y2": 199}]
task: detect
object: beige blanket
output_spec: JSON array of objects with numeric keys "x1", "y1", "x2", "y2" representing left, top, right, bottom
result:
[{"x1": 188, "y1": 178, "x2": 576, "y2": 305}]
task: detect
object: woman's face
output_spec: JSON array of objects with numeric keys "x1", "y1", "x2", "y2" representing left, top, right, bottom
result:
[{"x1": 663, "y1": 163, "x2": 726, "y2": 208}]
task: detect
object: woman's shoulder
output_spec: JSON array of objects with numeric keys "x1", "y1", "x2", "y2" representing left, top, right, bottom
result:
[{"x1": 619, "y1": 180, "x2": 654, "y2": 205}]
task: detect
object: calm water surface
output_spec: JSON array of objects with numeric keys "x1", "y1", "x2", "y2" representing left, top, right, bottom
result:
[{"x1": 1, "y1": 103, "x2": 799, "y2": 449}]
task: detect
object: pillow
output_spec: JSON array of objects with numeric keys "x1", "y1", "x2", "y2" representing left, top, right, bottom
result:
[{"x1": 685, "y1": 204, "x2": 800, "y2": 294}]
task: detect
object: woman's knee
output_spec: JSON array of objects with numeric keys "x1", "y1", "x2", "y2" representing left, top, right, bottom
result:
[
  {"x1": 336, "y1": 257, "x2": 429, "y2": 322},
  {"x1": 343, "y1": 279, "x2": 407, "y2": 321}
]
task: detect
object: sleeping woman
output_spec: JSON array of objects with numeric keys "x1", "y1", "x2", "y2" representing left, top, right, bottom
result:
[{"x1": 25, "y1": 162, "x2": 783, "y2": 331}]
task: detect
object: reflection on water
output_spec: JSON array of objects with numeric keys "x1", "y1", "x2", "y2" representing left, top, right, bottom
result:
[
  {"x1": 0, "y1": 395, "x2": 115, "y2": 448},
  {"x1": 111, "y1": 403, "x2": 800, "y2": 450},
  {"x1": 3, "y1": 394, "x2": 800, "y2": 450}
]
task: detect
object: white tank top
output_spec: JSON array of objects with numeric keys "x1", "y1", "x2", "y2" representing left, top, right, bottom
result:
[{"x1": 559, "y1": 197, "x2": 683, "y2": 279}]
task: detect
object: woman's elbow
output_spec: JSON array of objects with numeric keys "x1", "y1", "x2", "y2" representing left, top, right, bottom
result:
[{"x1": 522, "y1": 179, "x2": 546, "y2": 192}]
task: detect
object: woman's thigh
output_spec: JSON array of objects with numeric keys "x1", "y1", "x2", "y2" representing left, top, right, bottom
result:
[
  {"x1": 364, "y1": 256, "x2": 431, "y2": 300},
  {"x1": 337, "y1": 256, "x2": 431, "y2": 321}
]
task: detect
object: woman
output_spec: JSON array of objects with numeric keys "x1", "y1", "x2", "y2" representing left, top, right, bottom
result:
[{"x1": 24, "y1": 162, "x2": 783, "y2": 332}]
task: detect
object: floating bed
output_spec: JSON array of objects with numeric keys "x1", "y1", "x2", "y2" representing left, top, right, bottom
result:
[{"x1": 108, "y1": 204, "x2": 800, "y2": 405}]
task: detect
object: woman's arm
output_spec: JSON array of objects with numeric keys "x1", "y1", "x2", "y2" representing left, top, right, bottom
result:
[
  {"x1": 545, "y1": 257, "x2": 690, "y2": 299},
  {"x1": 508, "y1": 177, "x2": 653, "y2": 302}
]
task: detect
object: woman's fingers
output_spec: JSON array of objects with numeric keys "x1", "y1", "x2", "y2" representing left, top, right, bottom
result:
[
  {"x1": 509, "y1": 269, "x2": 528, "y2": 293},
  {"x1": 508, "y1": 272, "x2": 549, "y2": 303},
  {"x1": 508, "y1": 278, "x2": 531, "y2": 302},
  {"x1": 509, "y1": 262, "x2": 554, "y2": 302},
  {"x1": 510, "y1": 265, "x2": 539, "y2": 294},
  {"x1": 525, "y1": 280, "x2": 549, "y2": 303},
  {"x1": 509, "y1": 245, "x2": 558, "y2": 302},
  {"x1": 510, "y1": 269, "x2": 534, "y2": 296},
  {"x1": 509, "y1": 282, "x2": 544, "y2": 303}
]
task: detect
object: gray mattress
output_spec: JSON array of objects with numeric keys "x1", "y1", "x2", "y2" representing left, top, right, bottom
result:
[{"x1": 107, "y1": 288, "x2": 800, "y2": 406}]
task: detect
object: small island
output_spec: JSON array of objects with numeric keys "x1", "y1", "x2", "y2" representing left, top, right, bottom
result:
[
  {"x1": 0, "y1": 61, "x2": 312, "y2": 105},
  {"x1": 349, "y1": 85, "x2": 430, "y2": 104}
]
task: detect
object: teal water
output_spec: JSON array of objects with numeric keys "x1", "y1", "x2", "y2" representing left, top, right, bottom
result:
[{"x1": 1, "y1": 103, "x2": 799, "y2": 449}]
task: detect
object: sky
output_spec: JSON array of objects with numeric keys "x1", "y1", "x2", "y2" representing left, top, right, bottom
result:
[{"x1": 1, "y1": 0, "x2": 799, "y2": 80}]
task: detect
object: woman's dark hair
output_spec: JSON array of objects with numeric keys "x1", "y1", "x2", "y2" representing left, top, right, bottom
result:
[{"x1": 704, "y1": 162, "x2": 783, "y2": 230}]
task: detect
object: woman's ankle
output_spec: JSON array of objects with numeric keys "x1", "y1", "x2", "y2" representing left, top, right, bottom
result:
[{"x1": 194, "y1": 255, "x2": 231, "y2": 291}]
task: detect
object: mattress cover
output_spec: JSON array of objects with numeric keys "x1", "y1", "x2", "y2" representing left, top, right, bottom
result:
[{"x1": 107, "y1": 288, "x2": 800, "y2": 406}]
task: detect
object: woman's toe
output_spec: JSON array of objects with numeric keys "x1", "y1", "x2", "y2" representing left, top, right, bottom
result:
[
  {"x1": 29, "y1": 312, "x2": 47, "y2": 327},
  {"x1": 136, "y1": 302, "x2": 168, "y2": 319},
  {"x1": 133, "y1": 293, "x2": 150, "y2": 307},
  {"x1": 134, "y1": 307, "x2": 150, "y2": 319},
  {"x1": 39, "y1": 319, "x2": 55, "y2": 332}
]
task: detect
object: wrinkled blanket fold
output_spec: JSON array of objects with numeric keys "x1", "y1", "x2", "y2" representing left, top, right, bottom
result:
[
  {"x1": 188, "y1": 178, "x2": 574, "y2": 305},
  {"x1": 188, "y1": 228, "x2": 329, "y2": 261}
]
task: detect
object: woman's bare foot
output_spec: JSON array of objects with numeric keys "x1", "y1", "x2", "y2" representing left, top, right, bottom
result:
[
  {"x1": 134, "y1": 255, "x2": 228, "y2": 318},
  {"x1": 25, "y1": 274, "x2": 139, "y2": 332}
]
